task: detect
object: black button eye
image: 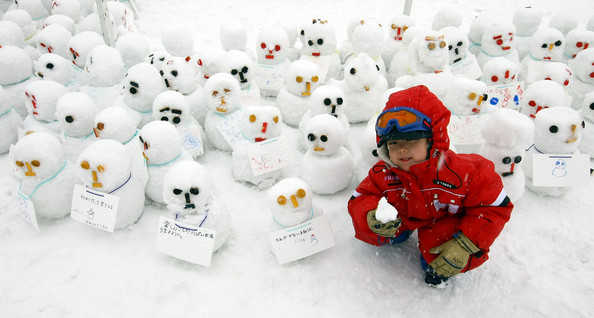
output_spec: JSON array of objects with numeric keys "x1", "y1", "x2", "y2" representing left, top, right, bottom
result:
[
  {"x1": 324, "y1": 98, "x2": 331, "y2": 105},
  {"x1": 308, "y1": 133, "x2": 315, "y2": 141},
  {"x1": 173, "y1": 117, "x2": 181, "y2": 124},
  {"x1": 130, "y1": 87, "x2": 137, "y2": 94},
  {"x1": 139, "y1": 136, "x2": 144, "y2": 143},
  {"x1": 159, "y1": 70, "x2": 164, "y2": 76},
  {"x1": 317, "y1": 38, "x2": 323, "y2": 45},
  {"x1": 350, "y1": 68, "x2": 356, "y2": 75},
  {"x1": 514, "y1": 156, "x2": 522, "y2": 164},
  {"x1": 159, "y1": 57, "x2": 165, "y2": 61},
  {"x1": 448, "y1": 45, "x2": 453, "y2": 50},
  {"x1": 173, "y1": 189, "x2": 182, "y2": 195},
  {"x1": 308, "y1": 40, "x2": 314, "y2": 46},
  {"x1": 65, "y1": 115, "x2": 74, "y2": 123},
  {"x1": 457, "y1": 41, "x2": 463, "y2": 46},
  {"x1": 555, "y1": 40, "x2": 562, "y2": 46},
  {"x1": 582, "y1": 121, "x2": 586, "y2": 128},
  {"x1": 300, "y1": 30, "x2": 305, "y2": 36},
  {"x1": 161, "y1": 116, "x2": 168, "y2": 121},
  {"x1": 190, "y1": 187, "x2": 199, "y2": 195},
  {"x1": 171, "y1": 70, "x2": 178, "y2": 77},
  {"x1": 337, "y1": 98, "x2": 343, "y2": 105},
  {"x1": 376, "y1": 65, "x2": 380, "y2": 71},
  {"x1": 541, "y1": 43, "x2": 548, "y2": 48},
  {"x1": 231, "y1": 69, "x2": 238, "y2": 75},
  {"x1": 502, "y1": 157, "x2": 512, "y2": 164},
  {"x1": 46, "y1": 63, "x2": 54, "y2": 69},
  {"x1": 242, "y1": 66, "x2": 248, "y2": 73},
  {"x1": 549, "y1": 125, "x2": 559, "y2": 133},
  {"x1": 320, "y1": 135, "x2": 328, "y2": 142}
]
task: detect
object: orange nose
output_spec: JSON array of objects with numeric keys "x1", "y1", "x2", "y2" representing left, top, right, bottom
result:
[
  {"x1": 290, "y1": 195, "x2": 299, "y2": 208},
  {"x1": 548, "y1": 43, "x2": 554, "y2": 51},
  {"x1": 261, "y1": 122, "x2": 267, "y2": 133},
  {"x1": 25, "y1": 162, "x2": 36, "y2": 177}
]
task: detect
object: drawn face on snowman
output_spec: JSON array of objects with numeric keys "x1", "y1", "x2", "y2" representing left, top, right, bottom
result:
[
  {"x1": 12, "y1": 132, "x2": 64, "y2": 180},
  {"x1": 256, "y1": 27, "x2": 289, "y2": 65},
  {"x1": 77, "y1": 140, "x2": 131, "y2": 191},
  {"x1": 204, "y1": 73, "x2": 241, "y2": 114},
  {"x1": 267, "y1": 178, "x2": 313, "y2": 227},
  {"x1": 240, "y1": 106, "x2": 281, "y2": 142},
  {"x1": 152, "y1": 90, "x2": 190, "y2": 127},
  {"x1": 163, "y1": 161, "x2": 211, "y2": 216}
]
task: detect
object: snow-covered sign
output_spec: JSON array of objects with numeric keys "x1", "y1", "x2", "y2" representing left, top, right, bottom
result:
[
  {"x1": 15, "y1": 191, "x2": 39, "y2": 231},
  {"x1": 247, "y1": 136, "x2": 292, "y2": 176},
  {"x1": 155, "y1": 216, "x2": 216, "y2": 266},
  {"x1": 269, "y1": 214, "x2": 335, "y2": 264},
  {"x1": 216, "y1": 109, "x2": 244, "y2": 148},
  {"x1": 95, "y1": 0, "x2": 117, "y2": 46},
  {"x1": 71, "y1": 184, "x2": 119, "y2": 232},
  {"x1": 532, "y1": 154, "x2": 590, "y2": 187},
  {"x1": 486, "y1": 81, "x2": 524, "y2": 110}
]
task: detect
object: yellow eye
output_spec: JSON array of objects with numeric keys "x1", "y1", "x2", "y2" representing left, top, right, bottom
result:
[
  {"x1": 273, "y1": 116, "x2": 279, "y2": 123},
  {"x1": 31, "y1": 160, "x2": 40, "y2": 167},
  {"x1": 249, "y1": 114, "x2": 256, "y2": 122},
  {"x1": 468, "y1": 92, "x2": 477, "y2": 100},
  {"x1": 439, "y1": 41, "x2": 446, "y2": 48},
  {"x1": 391, "y1": 24, "x2": 397, "y2": 30},
  {"x1": 97, "y1": 122, "x2": 104, "y2": 131},
  {"x1": 277, "y1": 195, "x2": 287, "y2": 205},
  {"x1": 81, "y1": 161, "x2": 90, "y2": 169},
  {"x1": 224, "y1": 88, "x2": 231, "y2": 93},
  {"x1": 296, "y1": 188, "x2": 306, "y2": 198},
  {"x1": 97, "y1": 165, "x2": 105, "y2": 173},
  {"x1": 428, "y1": 42, "x2": 436, "y2": 50},
  {"x1": 296, "y1": 76, "x2": 303, "y2": 83},
  {"x1": 311, "y1": 76, "x2": 319, "y2": 83},
  {"x1": 15, "y1": 161, "x2": 24, "y2": 167},
  {"x1": 212, "y1": 90, "x2": 218, "y2": 97}
]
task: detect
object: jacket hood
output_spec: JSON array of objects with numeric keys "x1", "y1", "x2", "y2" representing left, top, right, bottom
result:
[{"x1": 375, "y1": 85, "x2": 451, "y2": 166}]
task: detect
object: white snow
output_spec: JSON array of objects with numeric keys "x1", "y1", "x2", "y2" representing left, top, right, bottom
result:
[{"x1": 2, "y1": 0, "x2": 594, "y2": 317}]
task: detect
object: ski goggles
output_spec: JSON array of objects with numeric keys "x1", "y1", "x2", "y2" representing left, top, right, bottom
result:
[{"x1": 375, "y1": 107, "x2": 432, "y2": 137}]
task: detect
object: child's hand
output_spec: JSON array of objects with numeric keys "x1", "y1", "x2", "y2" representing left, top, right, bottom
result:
[
  {"x1": 428, "y1": 232, "x2": 481, "y2": 277},
  {"x1": 366, "y1": 209, "x2": 401, "y2": 237}
]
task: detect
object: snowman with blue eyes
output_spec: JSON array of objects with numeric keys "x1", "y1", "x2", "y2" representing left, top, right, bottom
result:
[{"x1": 299, "y1": 114, "x2": 354, "y2": 194}]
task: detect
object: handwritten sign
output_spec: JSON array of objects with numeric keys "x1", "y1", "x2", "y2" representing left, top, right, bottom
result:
[
  {"x1": 269, "y1": 214, "x2": 335, "y2": 264},
  {"x1": 254, "y1": 61, "x2": 289, "y2": 92},
  {"x1": 486, "y1": 81, "x2": 524, "y2": 110},
  {"x1": 246, "y1": 136, "x2": 292, "y2": 176},
  {"x1": 71, "y1": 184, "x2": 119, "y2": 232},
  {"x1": 15, "y1": 191, "x2": 40, "y2": 231},
  {"x1": 156, "y1": 216, "x2": 216, "y2": 266},
  {"x1": 216, "y1": 109, "x2": 244, "y2": 148},
  {"x1": 447, "y1": 115, "x2": 485, "y2": 145},
  {"x1": 532, "y1": 154, "x2": 590, "y2": 187},
  {"x1": 180, "y1": 125, "x2": 204, "y2": 157}
]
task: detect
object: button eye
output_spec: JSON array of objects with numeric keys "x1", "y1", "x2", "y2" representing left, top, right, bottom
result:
[
  {"x1": 173, "y1": 189, "x2": 183, "y2": 195},
  {"x1": 190, "y1": 187, "x2": 199, "y2": 195},
  {"x1": 277, "y1": 195, "x2": 286, "y2": 205}
]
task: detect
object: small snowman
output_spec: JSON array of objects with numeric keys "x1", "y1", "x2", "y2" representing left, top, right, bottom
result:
[
  {"x1": 480, "y1": 108, "x2": 534, "y2": 202},
  {"x1": 431, "y1": 6, "x2": 462, "y2": 31},
  {"x1": 55, "y1": 91, "x2": 98, "y2": 162},
  {"x1": 219, "y1": 49, "x2": 261, "y2": 105},
  {"x1": 562, "y1": 28, "x2": 594, "y2": 61},
  {"x1": 3, "y1": 9, "x2": 37, "y2": 46},
  {"x1": 0, "y1": 20, "x2": 26, "y2": 49},
  {"x1": 219, "y1": 20, "x2": 255, "y2": 60},
  {"x1": 15, "y1": 0, "x2": 49, "y2": 24},
  {"x1": 276, "y1": 59, "x2": 321, "y2": 127},
  {"x1": 120, "y1": 62, "x2": 167, "y2": 128},
  {"x1": 513, "y1": 7, "x2": 543, "y2": 60},
  {"x1": 577, "y1": 92, "x2": 594, "y2": 159},
  {"x1": 381, "y1": 14, "x2": 415, "y2": 73},
  {"x1": 468, "y1": 12, "x2": 495, "y2": 56},
  {"x1": 163, "y1": 160, "x2": 232, "y2": 252},
  {"x1": 266, "y1": 177, "x2": 322, "y2": 229},
  {"x1": 93, "y1": 106, "x2": 148, "y2": 188},
  {"x1": 519, "y1": 80, "x2": 566, "y2": 119},
  {"x1": 232, "y1": 106, "x2": 283, "y2": 190},
  {"x1": 299, "y1": 114, "x2": 354, "y2": 194},
  {"x1": 203, "y1": 72, "x2": 243, "y2": 152},
  {"x1": 440, "y1": 26, "x2": 482, "y2": 80},
  {"x1": 253, "y1": 26, "x2": 291, "y2": 97},
  {"x1": 444, "y1": 78, "x2": 489, "y2": 116},
  {"x1": 548, "y1": 11, "x2": 578, "y2": 37},
  {"x1": 299, "y1": 84, "x2": 350, "y2": 145},
  {"x1": 115, "y1": 33, "x2": 151, "y2": 70},
  {"x1": 520, "y1": 27, "x2": 565, "y2": 81},
  {"x1": 347, "y1": 21, "x2": 387, "y2": 80},
  {"x1": 161, "y1": 25, "x2": 194, "y2": 57},
  {"x1": 300, "y1": 19, "x2": 342, "y2": 83},
  {"x1": 330, "y1": 53, "x2": 388, "y2": 124},
  {"x1": 43, "y1": 14, "x2": 76, "y2": 34},
  {"x1": 11, "y1": 131, "x2": 77, "y2": 219},
  {"x1": 50, "y1": 0, "x2": 81, "y2": 23},
  {"x1": 0, "y1": 44, "x2": 36, "y2": 118},
  {"x1": 34, "y1": 53, "x2": 76, "y2": 89},
  {"x1": 22, "y1": 79, "x2": 67, "y2": 134},
  {"x1": 36, "y1": 23, "x2": 71, "y2": 58},
  {"x1": 66, "y1": 31, "x2": 105, "y2": 82},
  {"x1": 0, "y1": 85, "x2": 23, "y2": 154},
  {"x1": 528, "y1": 61, "x2": 573, "y2": 89},
  {"x1": 139, "y1": 120, "x2": 192, "y2": 204},
  {"x1": 152, "y1": 90, "x2": 206, "y2": 159},
  {"x1": 194, "y1": 44, "x2": 224, "y2": 85},
  {"x1": 336, "y1": 16, "x2": 366, "y2": 64},
  {"x1": 76, "y1": 139, "x2": 146, "y2": 229},
  {"x1": 524, "y1": 106, "x2": 584, "y2": 197},
  {"x1": 477, "y1": 21, "x2": 520, "y2": 70},
  {"x1": 160, "y1": 55, "x2": 207, "y2": 126},
  {"x1": 482, "y1": 57, "x2": 519, "y2": 86},
  {"x1": 79, "y1": 45, "x2": 126, "y2": 110},
  {"x1": 567, "y1": 48, "x2": 594, "y2": 110}
]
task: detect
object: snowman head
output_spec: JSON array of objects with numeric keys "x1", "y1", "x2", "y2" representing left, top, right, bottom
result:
[
  {"x1": 152, "y1": 90, "x2": 191, "y2": 127},
  {"x1": 512, "y1": 7, "x2": 543, "y2": 36},
  {"x1": 581, "y1": 91, "x2": 594, "y2": 122},
  {"x1": 572, "y1": 48, "x2": 594, "y2": 84},
  {"x1": 76, "y1": 140, "x2": 131, "y2": 192},
  {"x1": 123, "y1": 62, "x2": 167, "y2": 112},
  {"x1": 160, "y1": 56, "x2": 199, "y2": 94},
  {"x1": 564, "y1": 29, "x2": 594, "y2": 59},
  {"x1": 482, "y1": 57, "x2": 519, "y2": 85},
  {"x1": 309, "y1": 85, "x2": 345, "y2": 118},
  {"x1": 115, "y1": 33, "x2": 151, "y2": 69},
  {"x1": 445, "y1": 78, "x2": 488, "y2": 116},
  {"x1": 220, "y1": 50, "x2": 254, "y2": 90},
  {"x1": 12, "y1": 132, "x2": 65, "y2": 180},
  {"x1": 414, "y1": 31, "x2": 449, "y2": 72},
  {"x1": 36, "y1": 24, "x2": 71, "y2": 58},
  {"x1": 203, "y1": 72, "x2": 241, "y2": 114},
  {"x1": 55, "y1": 92, "x2": 98, "y2": 138},
  {"x1": 163, "y1": 160, "x2": 211, "y2": 216},
  {"x1": 351, "y1": 21, "x2": 384, "y2": 58},
  {"x1": 285, "y1": 59, "x2": 320, "y2": 97},
  {"x1": 481, "y1": 22, "x2": 516, "y2": 57},
  {"x1": 255, "y1": 26, "x2": 289, "y2": 65},
  {"x1": 529, "y1": 27, "x2": 565, "y2": 62},
  {"x1": 84, "y1": 45, "x2": 126, "y2": 87},
  {"x1": 304, "y1": 114, "x2": 344, "y2": 156},
  {"x1": 240, "y1": 106, "x2": 282, "y2": 143},
  {"x1": 267, "y1": 177, "x2": 313, "y2": 227},
  {"x1": 67, "y1": 31, "x2": 105, "y2": 69},
  {"x1": 138, "y1": 120, "x2": 182, "y2": 165},
  {"x1": 387, "y1": 14, "x2": 415, "y2": 43},
  {"x1": 302, "y1": 19, "x2": 337, "y2": 57},
  {"x1": 34, "y1": 53, "x2": 72, "y2": 85},
  {"x1": 441, "y1": 26, "x2": 469, "y2": 65},
  {"x1": 94, "y1": 107, "x2": 138, "y2": 143},
  {"x1": 24, "y1": 80, "x2": 67, "y2": 122},
  {"x1": 520, "y1": 80, "x2": 565, "y2": 119},
  {"x1": 343, "y1": 53, "x2": 381, "y2": 92},
  {"x1": 0, "y1": 45, "x2": 33, "y2": 86},
  {"x1": 534, "y1": 106, "x2": 584, "y2": 154}
]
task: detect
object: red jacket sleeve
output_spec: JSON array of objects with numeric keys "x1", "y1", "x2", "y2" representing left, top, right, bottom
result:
[
  {"x1": 457, "y1": 157, "x2": 513, "y2": 250},
  {"x1": 347, "y1": 164, "x2": 386, "y2": 246}
]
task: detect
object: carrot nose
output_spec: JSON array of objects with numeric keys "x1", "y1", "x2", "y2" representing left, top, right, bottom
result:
[
  {"x1": 510, "y1": 163, "x2": 515, "y2": 173},
  {"x1": 477, "y1": 97, "x2": 483, "y2": 106},
  {"x1": 548, "y1": 43, "x2": 554, "y2": 50},
  {"x1": 92, "y1": 170, "x2": 98, "y2": 182},
  {"x1": 261, "y1": 122, "x2": 267, "y2": 133},
  {"x1": 25, "y1": 162, "x2": 36, "y2": 177},
  {"x1": 505, "y1": 70, "x2": 510, "y2": 79},
  {"x1": 290, "y1": 195, "x2": 299, "y2": 208}
]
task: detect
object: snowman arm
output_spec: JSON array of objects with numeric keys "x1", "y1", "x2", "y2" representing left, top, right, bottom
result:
[{"x1": 457, "y1": 157, "x2": 513, "y2": 250}]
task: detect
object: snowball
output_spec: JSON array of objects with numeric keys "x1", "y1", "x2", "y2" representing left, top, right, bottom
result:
[{"x1": 375, "y1": 197, "x2": 398, "y2": 223}]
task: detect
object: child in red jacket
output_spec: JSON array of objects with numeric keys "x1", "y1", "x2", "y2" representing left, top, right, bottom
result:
[{"x1": 348, "y1": 85, "x2": 513, "y2": 287}]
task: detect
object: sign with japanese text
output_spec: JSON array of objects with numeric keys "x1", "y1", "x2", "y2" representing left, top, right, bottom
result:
[
  {"x1": 247, "y1": 136, "x2": 293, "y2": 176},
  {"x1": 486, "y1": 81, "x2": 524, "y2": 110},
  {"x1": 71, "y1": 184, "x2": 119, "y2": 232},
  {"x1": 15, "y1": 191, "x2": 40, "y2": 231},
  {"x1": 216, "y1": 109, "x2": 244, "y2": 148},
  {"x1": 156, "y1": 216, "x2": 216, "y2": 266}
]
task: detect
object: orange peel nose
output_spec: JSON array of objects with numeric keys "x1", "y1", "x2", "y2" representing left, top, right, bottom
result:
[
  {"x1": 290, "y1": 195, "x2": 299, "y2": 208},
  {"x1": 25, "y1": 162, "x2": 36, "y2": 177}
]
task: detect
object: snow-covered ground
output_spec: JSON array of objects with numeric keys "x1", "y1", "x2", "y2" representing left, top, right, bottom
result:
[{"x1": 2, "y1": 0, "x2": 594, "y2": 317}]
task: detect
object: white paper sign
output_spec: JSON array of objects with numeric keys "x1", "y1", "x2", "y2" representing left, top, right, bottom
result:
[
  {"x1": 216, "y1": 109, "x2": 244, "y2": 148},
  {"x1": 15, "y1": 191, "x2": 40, "y2": 231},
  {"x1": 532, "y1": 154, "x2": 590, "y2": 187},
  {"x1": 269, "y1": 214, "x2": 335, "y2": 265},
  {"x1": 254, "y1": 62, "x2": 288, "y2": 92},
  {"x1": 180, "y1": 126, "x2": 204, "y2": 157},
  {"x1": 450, "y1": 55, "x2": 483, "y2": 79},
  {"x1": 486, "y1": 81, "x2": 524, "y2": 110},
  {"x1": 447, "y1": 115, "x2": 485, "y2": 145},
  {"x1": 70, "y1": 184, "x2": 119, "y2": 232},
  {"x1": 246, "y1": 136, "x2": 293, "y2": 176},
  {"x1": 300, "y1": 55, "x2": 330, "y2": 83},
  {"x1": 155, "y1": 216, "x2": 216, "y2": 266}
]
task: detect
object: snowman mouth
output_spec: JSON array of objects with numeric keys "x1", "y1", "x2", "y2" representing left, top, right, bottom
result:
[
  {"x1": 454, "y1": 57, "x2": 462, "y2": 63},
  {"x1": 314, "y1": 146, "x2": 325, "y2": 152},
  {"x1": 265, "y1": 54, "x2": 274, "y2": 59},
  {"x1": 312, "y1": 52, "x2": 320, "y2": 57},
  {"x1": 184, "y1": 203, "x2": 196, "y2": 209},
  {"x1": 567, "y1": 136, "x2": 578, "y2": 143},
  {"x1": 502, "y1": 171, "x2": 514, "y2": 177},
  {"x1": 164, "y1": 78, "x2": 170, "y2": 88},
  {"x1": 502, "y1": 46, "x2": 510, "y2": 50}
]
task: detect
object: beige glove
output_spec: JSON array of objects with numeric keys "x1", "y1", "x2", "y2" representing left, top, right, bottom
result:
[
  {"x1": 366, "y1": 210, "x2": 402, "y2": 237},
  {"x1": 428, "y1": 232, "x2": 481, "y2": 277}
]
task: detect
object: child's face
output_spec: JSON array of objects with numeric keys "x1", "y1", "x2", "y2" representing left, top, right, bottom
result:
[{"x1": 387, "y1": 138, "x2": 429, "y2": 171}]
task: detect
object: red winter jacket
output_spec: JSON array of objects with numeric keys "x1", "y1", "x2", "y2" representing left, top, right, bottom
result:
[{"x1": 347, "y1": 85, "x2": 513, "y2": 271}]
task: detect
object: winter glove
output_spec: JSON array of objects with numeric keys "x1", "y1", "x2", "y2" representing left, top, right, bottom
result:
[
  {"x1": 428, "y1": 232, "x2": 481, "y2": 277},
  {"x1": 366, "y1": 209, "x2": 402, "y2": 237}
]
